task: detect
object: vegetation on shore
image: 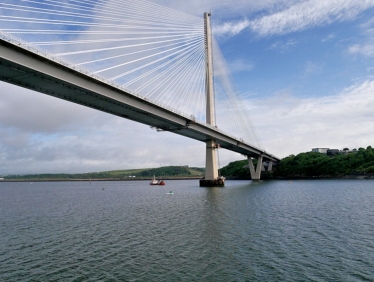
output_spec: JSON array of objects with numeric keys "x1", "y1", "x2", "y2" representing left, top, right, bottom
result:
[
  {"x1": 221, "y1": 146, "x2": 374, "y2": 179},
  {"x1": 219, "y1": 159, "x2": 254, "y2": 178},
  {"x1": 3, "y1": 166, "x2": 204, "y2": 181},
  {"x1": 274, "y1": 146, "x2": 374, "y2": 178}
]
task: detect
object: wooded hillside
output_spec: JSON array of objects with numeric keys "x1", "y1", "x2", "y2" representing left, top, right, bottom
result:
[
  {"x1": 220, "y1": 146, "x2": 374, "y2": 179},
  {"x1": 274, "y1": 146, "x2": 374, "y2": 178}
]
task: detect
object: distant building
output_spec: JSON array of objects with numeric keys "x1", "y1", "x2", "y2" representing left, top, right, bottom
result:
[
  {"x1": 0, "y1": 178, "x2": 4, "y2": 180},
  {"x1": 327, "y1": 149, "x2": 339, "y2": 156},
  {"x1": 312, "y1": 148, "x2": 329, "y2": 154},
  {"x1": 312, "y1": 147, "x2": 354, "y2": 155}
]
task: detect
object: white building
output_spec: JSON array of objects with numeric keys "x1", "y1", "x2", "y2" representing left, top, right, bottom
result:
[{"x1": 312, "y1": 148, "x2": 329, "y2": 154}]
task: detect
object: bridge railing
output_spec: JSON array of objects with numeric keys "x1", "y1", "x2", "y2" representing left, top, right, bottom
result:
[{"x1": 0, "y1": 31, "x2": 269, "y2": 156}]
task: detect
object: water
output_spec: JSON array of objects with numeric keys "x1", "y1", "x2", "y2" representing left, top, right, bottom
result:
[{"x1": 0, "y1": 180, "x2": 373, "y2": 281}]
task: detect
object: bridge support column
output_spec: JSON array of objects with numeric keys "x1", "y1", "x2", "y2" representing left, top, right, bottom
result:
[
  {"x1": 247, "y1": 155, "x2": 263, "y2": 181},
  {"x1": 268, "y1": 160, "x2": 273, "y2": 172},
  {"x1": 205, "y1": 140, "x2": 218, "y2": 180},
  {"x1": 200, "y1": 140, "x2": 224, "y2": 187},
  {"x1": 199, "y1": 12, "x2": 224, "y2": 187}
]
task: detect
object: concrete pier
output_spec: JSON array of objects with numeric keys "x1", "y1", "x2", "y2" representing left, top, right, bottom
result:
[
  {"x1": 248, "y1": 155, "x2": 263, "y2": 181},
  {"x1": 200, "y1": 12, "x2": 224, "y2": 187}
]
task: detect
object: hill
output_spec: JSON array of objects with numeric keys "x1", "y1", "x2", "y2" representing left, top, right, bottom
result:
[
  {"x1": 219, "y1": 146, "x2": 374, "y2": 179},
  {"x1": 5, "y1": 146, "x2": 373, "y2": 181},
  {"x1": 219, "y1": 159, "x2": 251, "y2": 178},
  {"x1": 274, "y1": 146, "x2": 374, "y2": 178},
  {"x1": 3, "y1": 166, "x2": 205, "y2": 181}
]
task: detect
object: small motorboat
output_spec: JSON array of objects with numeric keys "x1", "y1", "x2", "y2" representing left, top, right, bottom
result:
[
  {"x1": 166, "y1": 191, "x2": 173, "y2": 195},
  {"x1": 150, "y1": 175, "x2": 165, "y2": 185}
]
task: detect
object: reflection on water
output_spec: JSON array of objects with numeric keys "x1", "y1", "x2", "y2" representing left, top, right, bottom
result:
[{"x1": 0, "y1": 180, "x2": 373, "y2": 281}]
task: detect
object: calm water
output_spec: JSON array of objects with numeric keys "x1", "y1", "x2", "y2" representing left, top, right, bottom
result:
[{"x1": 0, "y1": 180, "x2": 373, "y2": 281}]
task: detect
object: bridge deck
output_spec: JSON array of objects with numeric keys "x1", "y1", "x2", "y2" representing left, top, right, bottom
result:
[{"x1": 0, "y1": 38, "x2": 279, "y2": 162}]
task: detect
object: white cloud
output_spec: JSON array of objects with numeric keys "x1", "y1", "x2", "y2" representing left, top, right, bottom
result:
[
  {"x1": 211, "y1": 0, "x2": 374, "y2": 38},
  {"x1": 322, "y1": 34, "x2": 336, "y2": 42},
  {"x1": 268, "y1": 39, "x2": 298, "y2": 52},
  {"x1": 250, "y1": 0, "x2": 374, "y2": 36},
  {"x1": 150, "y1": 0, "x2": 298, "y2": 18},
  {"x1": 348, "y1": 43, "x2": 374, "y2": 57},
  {"x1": 304, "y1": 61, "x2": 323, "y2": 73},
  {"x1": 228, "y1": 59, "x2": 254, "y2": 73},
  {"x1": 0, "y1": 83, "x2": 95, "y2": 133},
  {"x1": 251, "y1": 80, "x2": 374, "y2": 157},
  {"x1": 213, "y1": 19, "x2": 250, "y2": 37}
]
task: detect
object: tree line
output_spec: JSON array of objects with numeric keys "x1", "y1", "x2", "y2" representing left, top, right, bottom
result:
[
  {"x1": 4, "y1": 166, "x2": 204, "y2": 180},
  {"x1": 220, "y1": 146, "x2": 374, "y2": 179},
  {"x1": 274, "y1": 146, "x2": 374, "y2": 178},
  {"x1": 5, "y1": 146, "x2": 373, "y2": 180}
]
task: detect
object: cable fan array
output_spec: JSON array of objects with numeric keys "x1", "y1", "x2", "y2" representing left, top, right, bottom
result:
[
  {"x1": 0, "y1": 0, "x2": 263, "y2": 149},
  {"x1": 212, "y1": 38, "x2": 263, "y2": 149}
]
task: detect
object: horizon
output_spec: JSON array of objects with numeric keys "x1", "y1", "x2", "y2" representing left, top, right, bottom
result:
[{"x1": 2, "y1": 144, "x2": 373, "y2": 177}]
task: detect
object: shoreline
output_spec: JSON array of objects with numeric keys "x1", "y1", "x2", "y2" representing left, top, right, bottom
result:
[
  {"x1": 0, "y1": 176, "x2": 204, "y2": 182},
  {"x1": 1, "y1": 175, "x2": 374, "y2": 182},
  {"x1": 227, "y1": 174, "x2": 374, "y2": 180}
]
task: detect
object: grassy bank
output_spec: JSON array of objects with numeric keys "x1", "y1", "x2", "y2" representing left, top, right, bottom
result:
[{"x1": 3, "y1": 166, "x2": 204, "y2": 181}]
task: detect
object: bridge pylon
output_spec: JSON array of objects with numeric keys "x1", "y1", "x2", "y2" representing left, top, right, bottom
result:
[
  {"x1": 200, "y1": 12, "x2": 225, "y2": 187},
  {"x1": 247, "y1": 156, "x2": 274, "y2": 181}
]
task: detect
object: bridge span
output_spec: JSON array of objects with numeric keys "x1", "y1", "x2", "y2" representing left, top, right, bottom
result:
[{"x1": 0, "y1": 36, "x2": 280, "y2": 172}]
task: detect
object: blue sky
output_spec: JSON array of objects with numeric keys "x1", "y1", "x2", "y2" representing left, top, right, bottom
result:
[
  {"x1": 222, "y1": 18, "x2": 372, "y2": 98},
  {"x1": 1, "y1": 0, "x2": 374, "y2": 174}
]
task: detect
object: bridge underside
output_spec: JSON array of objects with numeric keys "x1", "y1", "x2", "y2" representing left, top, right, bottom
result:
[{"x1": 0, "y1": 39, "x2": 279, "y2": 163}]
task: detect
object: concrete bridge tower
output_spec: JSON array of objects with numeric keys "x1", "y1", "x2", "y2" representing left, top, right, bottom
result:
[{"x1": 199, "y1": 13, "x2": 225, "y2": 187}]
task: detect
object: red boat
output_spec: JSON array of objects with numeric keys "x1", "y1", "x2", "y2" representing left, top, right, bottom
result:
[{"x1": 150, "y1": 175, "x2": 165, "y2": 185}]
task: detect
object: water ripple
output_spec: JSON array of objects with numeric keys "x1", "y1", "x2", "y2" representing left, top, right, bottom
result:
[{"x1": 0, "y1": 180, "x2": 373, "y2": 281}]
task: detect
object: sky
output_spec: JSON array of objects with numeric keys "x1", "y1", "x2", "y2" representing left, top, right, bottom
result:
[{"x1": 1, "y1": 0, "x2": 374, "y2": 175}]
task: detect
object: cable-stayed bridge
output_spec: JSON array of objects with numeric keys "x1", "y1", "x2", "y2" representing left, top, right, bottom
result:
[{"x1": 0, "y1": 0, "x2": 280, "y2": 184}]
